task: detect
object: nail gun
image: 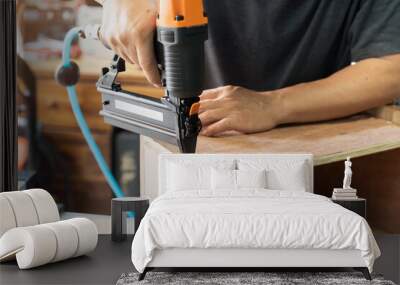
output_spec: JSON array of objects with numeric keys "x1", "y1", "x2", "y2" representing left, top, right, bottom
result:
[
  {"x1": 97, "y1": 0, "x2": 208, "y2": 153},
  {"x1": 57, "y1": 0, "x2": 207, "y2": 153}
]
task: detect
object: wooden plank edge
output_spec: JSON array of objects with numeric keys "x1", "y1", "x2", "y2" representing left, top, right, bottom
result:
[
  {"x1": 368, "y1": 105, "x2": 400, "y2": 125},
  {"x1": 154, "y1": 137, "x2": 400, "y2": 166},
  {"x1": 314, "y1": 140, "x2": 400, "y2": 166}
]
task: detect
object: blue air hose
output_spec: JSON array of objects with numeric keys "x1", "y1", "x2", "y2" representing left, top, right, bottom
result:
[{"x1": 60, "y1": 27, "x2": 133, "y2": 217}]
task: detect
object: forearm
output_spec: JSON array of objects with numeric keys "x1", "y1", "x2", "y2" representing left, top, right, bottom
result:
[{"x1": 273, "y1": 54, "x2": 400, "y2": 125}]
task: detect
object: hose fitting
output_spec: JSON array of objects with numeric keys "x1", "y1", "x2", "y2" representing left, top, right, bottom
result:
[{"x1": 55, "y1": 61, "x2": 80, "y2": 86}]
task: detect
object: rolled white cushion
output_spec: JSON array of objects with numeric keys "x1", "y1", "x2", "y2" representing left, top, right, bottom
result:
[
  {"x1": 64, "y1": 218, "x2": 98, "y2": 257},
  {"x1": 24, "y1": 189, "x2": 59, "y2": 224},
  {"x1": 0, "y1": 196, "x2": 17, "y2": 237},
  {"x1": 0, "y1": 218, "x2": 98, "y2": 269},
  {"x1": 42, "y1": 221, "x2": 79, "y2": 262},
  {"x1": 0, "y1": 226, "x2": 57, "y2": 269},
  {"x1": 0, "y1": 192, "x2": 39, "y2": 227}
]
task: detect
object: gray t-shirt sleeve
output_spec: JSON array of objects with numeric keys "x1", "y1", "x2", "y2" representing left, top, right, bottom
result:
[{"x1": 350, "y1": 0, "x2": 400, "y2": 61}]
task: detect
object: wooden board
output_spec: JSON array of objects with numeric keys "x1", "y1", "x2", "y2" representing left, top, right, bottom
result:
[
  {"x1": 157, "y1": 115, "x2": 400, "y2": 166},
  {"x1": 369, "y1": 105, "x2": 400, "y2": 125}
]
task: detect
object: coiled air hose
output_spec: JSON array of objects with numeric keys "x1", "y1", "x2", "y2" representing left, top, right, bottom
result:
[{"x1": 56, "y1": 27, "x2": 133, "y2": 217}]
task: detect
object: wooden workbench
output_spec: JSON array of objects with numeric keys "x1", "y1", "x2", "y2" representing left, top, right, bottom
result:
[{"x1": 156, "y1": 115, "x2": 400, "y2": 166}]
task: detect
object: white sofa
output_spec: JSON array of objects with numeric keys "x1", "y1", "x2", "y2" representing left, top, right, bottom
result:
[{"x1": 0, "y1": 189, "x2": 98, "y2": 269}]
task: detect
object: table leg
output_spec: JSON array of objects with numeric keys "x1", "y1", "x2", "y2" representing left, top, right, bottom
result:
[{"x1": 112, "y1": 200, "x2": 126, "y2": 242}]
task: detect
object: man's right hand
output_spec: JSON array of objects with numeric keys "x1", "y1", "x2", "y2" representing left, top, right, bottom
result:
[{"x1": 101, "y1": 0, "x2": 161, "y2": 87}]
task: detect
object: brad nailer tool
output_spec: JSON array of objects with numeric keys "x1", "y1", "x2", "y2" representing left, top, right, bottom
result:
[
  {"x1": 55, "y1": 0, "x2": 207, "y2": 204},
  {"x1": 97, "y1": 0, "x2": 208, "y2": 153}
]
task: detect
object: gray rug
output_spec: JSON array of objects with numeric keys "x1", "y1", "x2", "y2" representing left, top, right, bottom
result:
[{"x1": 117, "y1": 272, "x2": 396, "y2": 285}]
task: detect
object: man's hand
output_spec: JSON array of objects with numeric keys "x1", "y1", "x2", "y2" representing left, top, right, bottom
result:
[
  {"x1": 199, "y1": 86, "x2": 283, "y2": 136},
  {"x1": 100, "y1": 0, "x2": 161, "y2": 87},
  {"x1": 200, "y1": 55, "x2": 400, "y2": 137}
]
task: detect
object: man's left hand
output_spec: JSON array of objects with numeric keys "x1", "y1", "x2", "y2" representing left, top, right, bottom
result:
[{"x1": 199, "y1": 85, "x2": 283, "y2": 136}]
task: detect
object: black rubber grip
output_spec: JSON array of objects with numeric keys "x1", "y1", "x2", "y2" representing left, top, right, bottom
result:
[{"x1": 156, "y1": 25, "x2": 208, "y2": 100}]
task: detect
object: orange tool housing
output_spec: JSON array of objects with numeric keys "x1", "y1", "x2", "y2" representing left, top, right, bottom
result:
[{"x1": 157, "y1": 0, "x2": 208, "y2": 28}]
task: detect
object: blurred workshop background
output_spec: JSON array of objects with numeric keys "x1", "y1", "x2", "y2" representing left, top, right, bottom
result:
[{"x1": 16, "y1": 0, "x2": 162, "y2": 214}]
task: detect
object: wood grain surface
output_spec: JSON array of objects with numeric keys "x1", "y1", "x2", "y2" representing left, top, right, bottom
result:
[{"x1": 158, "y1": 115, "x2": 400, "y2": 166}]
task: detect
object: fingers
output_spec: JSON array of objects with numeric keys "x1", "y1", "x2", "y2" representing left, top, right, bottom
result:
[
  {"x1": 119, "y1": 48, "x2": 135, "y2": 65},
  {"x1": 104, "y1": 31, "x2": 160, "y2": 86},
  {"x1": 98, "y1": 26, "x2": 111, "y2": 49},
  {"x1": 127, "y1": 46, "x2": 139, "y2": 66},
  {"x1": 136, "y1": 38, "x2": 161, "y2": 87},
  {"x1": 102, "y1": 30, "x2": 137, "y2": 65},
  {"x1": 99, "y1": 0, "x2": 160, "y2": 86},
  {"x1": 199, "y1": 109, "x2": 226, "y2": 126},
  {"x1": 199, "y1": 87, "x2": 228, "y2": 113},
  {"x1": 200, "y1": 87, "x2": 224, "y2": 100},
  {"x1": 198, "y1": 86, "x2": 241, "y2": 136},
  {"x1": 198, "y1": 99, "x2": 220, "y2": 113},
  {"x1": 201, "y1": 118, "x2": 232, "y2": 137},
  {"x1": 199, "y1": 87, "x2": 233, "y2": 126}
]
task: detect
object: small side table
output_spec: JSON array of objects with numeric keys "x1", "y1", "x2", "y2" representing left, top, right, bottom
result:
[
  {"x1": 111, "y1": 197, "x2": 149, "y2": 242},
  {"x1": 331, "y1": 198, "x2": 366, "y2": 218}
]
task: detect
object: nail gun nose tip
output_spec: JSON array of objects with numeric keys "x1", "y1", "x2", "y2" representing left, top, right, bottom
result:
[{"x1": 179, "y1": 138, "x2": 197, "y2": 153}]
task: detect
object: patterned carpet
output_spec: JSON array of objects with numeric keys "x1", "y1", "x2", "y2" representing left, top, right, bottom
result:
[{"x1": 117, "y1": 271, "x2": 396, "y2": 285}]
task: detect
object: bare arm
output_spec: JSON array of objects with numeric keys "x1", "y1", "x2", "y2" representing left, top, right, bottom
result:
[
  {"x1": 199, "y1": 54, "x2": 400, "y2": 136},
  {"x1": 277, "y1": 54, "x2": 400, "y2": 124}
]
